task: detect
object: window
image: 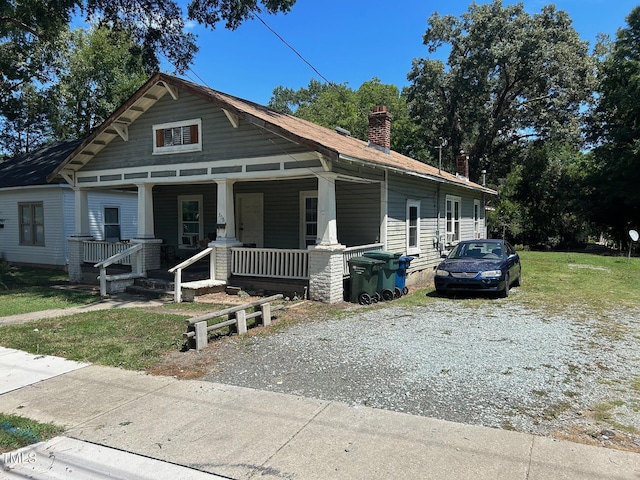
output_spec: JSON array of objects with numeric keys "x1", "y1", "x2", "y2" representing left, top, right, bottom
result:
[
  {"x1": 178, "y1": 195, "x2": 202, "y2": 248},
  {"x1": 19, "y1": 202, "x2": 44, "y2": 246},
  {"x1": 446, "y1": 195, "x2": 461, "y2": 244},
  {"x1": 153, "y1": 119, "x2": 202, "y2": 154},
  {"x1": 406, "y1": 200, "x2": 420, "y2": 255},
  {"x1": 104, "y1": 206, "x2": 120, "y2": 242},
  {"x1": 300, "y1": 191, "x2": 318, "y2": 248},
  {"x1": 474, "y1": 200, "x2": 481, "y2": 239}
]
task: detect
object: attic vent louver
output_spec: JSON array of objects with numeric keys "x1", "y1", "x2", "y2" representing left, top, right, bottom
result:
[{"x1": 335, "y1": 127, "x2": 351, "y2": 136}]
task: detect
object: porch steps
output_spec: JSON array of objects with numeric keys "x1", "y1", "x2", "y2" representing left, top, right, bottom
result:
[
  {"x1": 180, "y1": 279, "x2": 227, "y2": 302},
  {"x1": 126, "y1": 277, "x2": 173, "y2": 300}
]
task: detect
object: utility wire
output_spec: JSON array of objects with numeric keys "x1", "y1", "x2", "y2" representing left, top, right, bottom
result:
[{"x1": 251, "y1": 11, "x2": 335, "y2": 86}]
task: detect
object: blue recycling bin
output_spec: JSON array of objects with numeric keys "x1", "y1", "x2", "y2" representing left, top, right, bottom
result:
[{"x1": 396, "y1": 255, "x2": 415, "y2": 296}]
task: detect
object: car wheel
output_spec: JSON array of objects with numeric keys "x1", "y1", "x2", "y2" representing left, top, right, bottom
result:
[
  {"x1": 500, "y1": 274, "x2": 510, "y2": 298},
  {"x1": 513, "y1": 270, "x2": 522, "y2": 288}
]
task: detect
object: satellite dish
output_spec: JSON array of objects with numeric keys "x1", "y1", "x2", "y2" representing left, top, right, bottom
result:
[{"x1": 630, "y1": 230, "x2": 639, "y2": 242}]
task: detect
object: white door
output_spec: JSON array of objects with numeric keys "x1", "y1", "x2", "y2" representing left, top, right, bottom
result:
[{"x1": 236, "y1": 193, "x2": 264, "y2": 247}]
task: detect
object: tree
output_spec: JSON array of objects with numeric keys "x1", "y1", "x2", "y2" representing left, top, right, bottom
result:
[
  {"x1": 269, "y1": 78, "x2": 417, "y2": 155},
  {"x1": 586, "y1": 7, "x2": 640, "y2": 242},
  {"x1": 404, "y1": 0, "x2": 594, "y2": 183},
  {"x1": 49, "y1": 26, "x2": 149, "y2": 139},
  {"x1": 491, "y1": 142, "x2": 592, "y2": 246},
  {"x1": 0, "y1": 83, "x2": 53, "y2": 155},
  {"x1": 1, "y1": 0, "x2": 297, "y2": 97}
]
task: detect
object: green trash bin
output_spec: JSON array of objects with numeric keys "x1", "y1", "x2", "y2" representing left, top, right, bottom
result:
[
  {"x1": 348, "y1": 256, "x2": 384, "y2": 305},
  {"x1": 363, "y1": 251, "x2": 401, "y2": 301}
]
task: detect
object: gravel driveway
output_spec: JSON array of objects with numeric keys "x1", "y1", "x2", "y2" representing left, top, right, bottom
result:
[{"x1": 203, "y1": 290, "x2": 640, "y2": 449}]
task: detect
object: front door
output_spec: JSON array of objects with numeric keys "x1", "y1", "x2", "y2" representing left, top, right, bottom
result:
[{"x1": 236, "y1": 193, "x2": 264, "y2": 247}]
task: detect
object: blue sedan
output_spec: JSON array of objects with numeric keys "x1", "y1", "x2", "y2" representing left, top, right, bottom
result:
[{"x1": 434, "y1": 239, "x2": 521, "y2": 297}]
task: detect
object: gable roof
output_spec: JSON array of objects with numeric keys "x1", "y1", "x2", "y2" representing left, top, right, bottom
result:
[
  {"x1": 0, "y1": 139, "x2": 82, "y2": 189},
  {"x1": 49, "y1": 73, "x2": 495, "y2": 195}
]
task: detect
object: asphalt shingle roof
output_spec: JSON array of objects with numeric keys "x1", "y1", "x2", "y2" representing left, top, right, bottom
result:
[{"x1": 0, "y1": 140, "x2": 82, "y2": 188}]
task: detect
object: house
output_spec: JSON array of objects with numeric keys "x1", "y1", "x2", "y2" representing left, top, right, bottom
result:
[
  {"x1": 0, "y1": 140, "x2": 137, "y2": 268},
  {"x1": 49, "y1": 73, "x2": 496, "y2": 302}
]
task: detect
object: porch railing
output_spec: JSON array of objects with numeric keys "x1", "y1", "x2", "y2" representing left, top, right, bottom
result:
[
  {"x1": 94, "y1": 243, "x2": 144, "y2": 297},
  {"x1": 168, "y1": 247, "x2": 215, "y2": 303},
  {"x1": 84, "y1": 240, "x2": 133, "y2": 265},
  {"x1": 231, "y1": 247, "x2": 309, "y2": 280},
  {"x1": 343, "y1": 243, "x2": 384, "y2": 276}
]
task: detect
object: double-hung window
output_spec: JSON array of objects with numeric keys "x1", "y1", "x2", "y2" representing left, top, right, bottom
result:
[
  {"x1": 153, "y1": 119, "x2": 202, "y2": 154},
  {"x1": 446, "y1": 195, "x2": 461, "y2": 244},
  {"x1": 104, "y1": 206, "x2": 121, "y2": 242},
  {"x1": 19, "y1": 202, "x2": 44, "y2": 246},
  {"x1": 406, "y1": 200, "x2": 421, "y2": 255}
]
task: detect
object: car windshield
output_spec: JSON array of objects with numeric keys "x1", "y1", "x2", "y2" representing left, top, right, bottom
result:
[{"x1": 448, "y1": 242, "x2": 503, "y2": 260}]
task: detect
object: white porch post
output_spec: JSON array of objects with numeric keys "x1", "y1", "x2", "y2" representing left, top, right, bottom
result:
[
  {"x1": 212, "y1": 179, "x2": 241, "y2": 282},
  {"x1": 214, "y1": 179, "x2": 238, "y2": 243},
  {"x1": 131, "y1": 183, "x2": 161, "y2": 273},
  {"x1": 316, "y1": 173, "x2": 339, "y2": 245},
  {"x1": 68, "y1": 188, "x2": 94, "y2": 283},
  {"x1": 136, "y1": 183, "x2": 155, "y2": 239},
  {"x1": 74, "y1": 188, "x2": 90, "y2": 236}
]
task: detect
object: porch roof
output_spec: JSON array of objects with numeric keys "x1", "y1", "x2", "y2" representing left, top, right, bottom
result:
[{"x1": 48, "y1": 73, "x2": 495, "y2": 195}]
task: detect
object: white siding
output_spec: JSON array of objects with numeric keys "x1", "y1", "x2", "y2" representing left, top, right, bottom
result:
[
  {"x1": 0, "y1": 185, "x2": 137, "y2": 267},
  {"x1": 87, "y1": 191, "x2": 138, "y2": 241},
  {"x1": 0, "y1": 185, "x2": 67, "y2": 266}
]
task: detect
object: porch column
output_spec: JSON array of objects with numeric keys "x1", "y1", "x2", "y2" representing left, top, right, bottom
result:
[
  {"x1": 136, "y1": 183, "x2": 155, "y2": 239},
  {"x1": 212, "y1": 179, "x2": 241, "y2": 282},
  {"x1": 316, "y1": 173, "x2": 339, "y2": 245},
  {"x1": 131, "y1": 183, "x2": 160, "y2": 273},
  {"x1": 74, "y1": 188, "x2": 90, "y2": 236},
  {"x1": 68, "y1": 188, "x2": 94, "y2": 283}
]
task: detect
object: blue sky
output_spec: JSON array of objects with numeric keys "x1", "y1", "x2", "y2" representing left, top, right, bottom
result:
[{"x1": 176, "y1": 0, "x2": 636, "y2": 105}]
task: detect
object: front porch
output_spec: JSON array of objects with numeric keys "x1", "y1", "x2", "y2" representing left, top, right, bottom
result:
[{"x1": 78, "y1": 238, "x2": 384, "y2": 302}]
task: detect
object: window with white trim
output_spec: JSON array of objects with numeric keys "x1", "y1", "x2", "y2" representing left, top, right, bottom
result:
[
  {"x1": 178, "y1": 195, "x2": 203, "y2": 249},
  {"x1": 104, "y1": 206, "x2": 121, "y2": 242},
  {"x1": 153, "y1": 119, "x2": 202, "y2": 154},
  {"x1": 300, "y1": 190, "x2": 318, "y2": 248},
  {"x1": 406, "y1": 200, "x2": 420, "y2": 255},
  {"x1": 19, "y1": 202, "x2": 44, "y2": 246},
  {"x1": 446, "y1": 195, "x2": 461, "y2": 244},
  {"x1": 473, "y1": 200, "x2": 481, "y2": 239}
]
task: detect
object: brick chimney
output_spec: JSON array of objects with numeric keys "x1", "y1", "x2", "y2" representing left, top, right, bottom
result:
[
  {"x1": 456, "y1": 151, "x2": 469, "y2": 179},
  {"x1": 368, "y1": 106, "x2": 392, "y2": 154}
]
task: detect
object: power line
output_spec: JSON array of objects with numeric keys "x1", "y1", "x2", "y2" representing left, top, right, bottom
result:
[{"x1": 251, "y1": 11, "x2": 335, "y2": 86}]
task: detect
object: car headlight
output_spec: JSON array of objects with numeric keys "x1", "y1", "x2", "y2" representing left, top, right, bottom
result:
[
  {"x1": 479, "y1": 270, "x2": 502, "y2": 279},
  {"x1": 435, "y1": 269, "x2": 450, "y2": 277}
]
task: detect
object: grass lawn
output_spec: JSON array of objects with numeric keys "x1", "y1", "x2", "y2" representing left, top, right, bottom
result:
[
  {"x1": 0, "y1": 308, "x2": 190, "y2": 370},
  {"x1": 0, "y1": 413, "x2": 63, "y2": 454},
  {"x1": 0, "y1": 264, "x2": 98, "y2": 316}
]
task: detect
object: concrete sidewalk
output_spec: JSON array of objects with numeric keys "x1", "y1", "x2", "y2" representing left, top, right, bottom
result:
[{"x1": 1, "y1": 348, "x2": 639, "y2": 479}]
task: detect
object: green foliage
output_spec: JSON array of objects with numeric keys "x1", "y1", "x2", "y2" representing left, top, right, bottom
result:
[
  {"x1": 586, "y1": 6, "x2": 640, "y2": 242},
  {"x1": 404, "y1": 0, "x2": 594, "y2": 182},
  {"x1": 491, "y1": 143, "x2": 593, "y2": 246},
  {"x1": 268, "y1": 78, "x2": 417, "y2": 155},
  {"x1": 49, "y1": 26, "x2": 149, "y2": 139}
]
